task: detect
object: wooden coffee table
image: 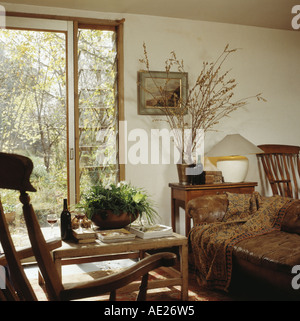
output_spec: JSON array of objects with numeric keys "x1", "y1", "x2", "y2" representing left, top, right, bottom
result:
[{"x1": 52, "y1": 232, "x2": 188, "y2": 300}]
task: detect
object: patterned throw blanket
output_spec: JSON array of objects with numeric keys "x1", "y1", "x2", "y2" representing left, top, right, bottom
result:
[{"x1": 189, "y1": 192, "x2": 295, "y2": 292}]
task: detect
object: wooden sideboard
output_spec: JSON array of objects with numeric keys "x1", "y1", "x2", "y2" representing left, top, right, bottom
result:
[{"x1": 169, "y1": 182, "x2": 258, "y2": 235}]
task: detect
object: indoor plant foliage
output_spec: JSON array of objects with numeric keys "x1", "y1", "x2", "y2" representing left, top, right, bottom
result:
[
  {"x1": 139, "y1": 43, "x2": 266, "y2": 164},
  {"x1": 81, "y1": 181, "x2": 158, "y2": 225}
]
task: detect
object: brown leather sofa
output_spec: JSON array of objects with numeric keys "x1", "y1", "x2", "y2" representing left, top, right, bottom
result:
[{"x1": 187, "y1": 194, "x2": 300, "y2": 299}]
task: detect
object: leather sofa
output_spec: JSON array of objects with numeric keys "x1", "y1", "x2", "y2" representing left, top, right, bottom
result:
[{"x1": 187, "y1": 194, "x2": 300, "y2": 299}]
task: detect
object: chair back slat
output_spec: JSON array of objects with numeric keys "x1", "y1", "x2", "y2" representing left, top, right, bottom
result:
[
  {"x1": 259, "y1": 154, "x2": 280, "y2": 195},
  {"x1": 288, "y1": 154, "x2": 298, "y2": 198},
  {"x1": 20, "y1": 193, "x2": 64, "y2": 300},
  {"x1": 0, "y1": 200, "x2": 37, "y2": 300},
  {"x1": 0, "y1": 152, "x2": 63, "y2": 301},
  {"x1": 270, "y1": 154, "x2": 284, "y2": 195},
  {"x1": 281, "y1": 154, "x2": 292, "y2": 197},
  {"x1": 257, "y1": 144, "x2": 300, "y2": 199}
]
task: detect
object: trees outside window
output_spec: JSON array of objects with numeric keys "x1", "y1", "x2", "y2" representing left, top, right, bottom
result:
[{"x1": 0, "y1": 17, "x2": 122, "y2": 248}]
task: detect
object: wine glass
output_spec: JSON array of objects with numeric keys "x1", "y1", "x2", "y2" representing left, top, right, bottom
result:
[
  {"x1": 47, "y1": 214, "x2": 58, "y2": 237},
  {"x1": 75, "y1": 208, "x2": 85, "y2": 233}
]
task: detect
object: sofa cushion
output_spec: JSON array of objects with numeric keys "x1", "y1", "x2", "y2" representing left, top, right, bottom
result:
[
  {"x1": 187, "y1": 195, "x2": 227, "y2": 225},
  {"x1": 281, "y1": 200, "x2": 300, "y2": 234},
  {"x1": 233, "y1": 230, "x2": 300, "y2": 274},
  {"x1": 223, "y1": 192, "x2": 259, "y2": 221}
]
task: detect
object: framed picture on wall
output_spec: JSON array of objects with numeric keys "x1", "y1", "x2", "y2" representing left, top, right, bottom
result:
[{"x1": 137, "y1": 71, "x2": 188, "y2": 115}]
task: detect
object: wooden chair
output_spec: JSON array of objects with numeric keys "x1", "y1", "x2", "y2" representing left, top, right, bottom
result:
[
  {"x1": 0, "y1": 239, "x2": 61, "y2": 301},
  {"x1": 257, "y1": 144, "x2": 300, "y2": 199},
  {"x1": 0, "y1": 152, "x2": 176, "y2": 301}
]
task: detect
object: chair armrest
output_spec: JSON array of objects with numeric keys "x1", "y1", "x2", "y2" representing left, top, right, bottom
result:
[
  {"x1": 187, "y1": 195, "x2": 228, "y2": 225},
  {"x1": 60, "y1": 252, "x2": 176, "y2": 301},
  {"x1": 0, "y1": 238, "x2": 61, "y2": 266}
]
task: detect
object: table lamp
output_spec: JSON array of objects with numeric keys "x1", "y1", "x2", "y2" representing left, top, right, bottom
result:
[{"x1": 206, "y1": 134, "x2": 263, "y2": 183}]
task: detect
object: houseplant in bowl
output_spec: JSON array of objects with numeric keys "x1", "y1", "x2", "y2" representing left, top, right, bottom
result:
[{"x1": 81, "y1": 181, "x2": 158, "y2": 229}]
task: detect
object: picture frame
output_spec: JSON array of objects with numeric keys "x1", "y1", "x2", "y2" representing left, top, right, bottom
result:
[{"x1": 138, "y1": 71, "x2": 188, "y2": 115}]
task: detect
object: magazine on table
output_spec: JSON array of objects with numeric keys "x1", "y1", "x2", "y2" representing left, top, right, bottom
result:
[
  {"x1": 128, "y1": 223, "x2": 173, "y2": 239},
  {"x1": 73, "y1": 228, "x2": 96, "y2": 239},
  {"x1": 96, "y1": 228, "x2": 136, "y2": 243},
  {"x1": 72, "y1": 228, "x2": 97, "y2": 243}
]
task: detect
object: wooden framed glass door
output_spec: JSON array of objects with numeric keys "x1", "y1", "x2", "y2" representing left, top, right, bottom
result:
[{"x1": 0, "y1": 14, "x2": 124, "y2": 248}]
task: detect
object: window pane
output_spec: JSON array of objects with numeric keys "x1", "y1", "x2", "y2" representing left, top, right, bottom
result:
[
  {"x1": 78, "y1": 29, "x2": 119, "y2": 196},
  {"x1": 0, "y1": 29, "x2": 67, "y2": 248}
]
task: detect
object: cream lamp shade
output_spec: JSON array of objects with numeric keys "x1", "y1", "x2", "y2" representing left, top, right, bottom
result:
[{"x1": 206, "y1": 134, "x2": 263, "y2": 183}]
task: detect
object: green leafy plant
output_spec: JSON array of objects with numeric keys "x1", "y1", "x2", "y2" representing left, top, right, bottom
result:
[{"x1": 81, "y1": 181, "x2": 159, "y2": 224}]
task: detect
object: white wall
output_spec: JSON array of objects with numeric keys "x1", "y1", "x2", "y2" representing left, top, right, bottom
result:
[
  {"x1": 123, "y1": 15, "x2": 300, "y2": 232},
  {"x1": 2, "y1": 3, "x2": 300, "y2": 232}
]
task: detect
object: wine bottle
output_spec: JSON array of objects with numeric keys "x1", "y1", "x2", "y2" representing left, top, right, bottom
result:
[{"x1": 60, "y1": 198, "x2": 72, "y2": 240}]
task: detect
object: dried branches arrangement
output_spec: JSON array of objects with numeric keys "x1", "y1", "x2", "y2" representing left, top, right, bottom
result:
[{"x1": 139, "y1": 42, "x2": 266, "y2": 164}]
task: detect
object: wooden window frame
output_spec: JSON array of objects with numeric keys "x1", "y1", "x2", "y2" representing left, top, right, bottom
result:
[{"x1": 5, "y1": 12, "x2": 125, "y2": 204}]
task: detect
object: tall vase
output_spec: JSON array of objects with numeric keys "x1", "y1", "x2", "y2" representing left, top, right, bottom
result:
[{"x1": 176, "y1": 163, "x2": 194, "y2": 185}]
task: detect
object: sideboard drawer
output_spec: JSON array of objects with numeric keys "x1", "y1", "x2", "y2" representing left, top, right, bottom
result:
[{"x1": 189, "y1": 187, "x2": 253, "y2": 198}]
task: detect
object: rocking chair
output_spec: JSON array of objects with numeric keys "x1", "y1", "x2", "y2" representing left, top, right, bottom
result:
[{"x1": 0, "y1": 152, "x2": 176, "y2": 301}]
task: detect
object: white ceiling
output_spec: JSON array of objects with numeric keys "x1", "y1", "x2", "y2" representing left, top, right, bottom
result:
[{"x1": 1, "y1": 0, "x2": 299, "y2": 31}]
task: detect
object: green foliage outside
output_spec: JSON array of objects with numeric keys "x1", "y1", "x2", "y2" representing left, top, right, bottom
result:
[
  {"x1": 0, "y1": 30, "x2": 67, "y2": 247},
  {"x1": 0, "y1": 28, "x2": 118, "y2": 248}
]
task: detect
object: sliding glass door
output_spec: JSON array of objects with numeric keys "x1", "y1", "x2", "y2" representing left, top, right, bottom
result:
[
  {"x1": 0, "y1": 25, "x2": 67, "y2": 247},
  {"x1": 0, "y1": 16, "x2": 122, "y2": 248}
]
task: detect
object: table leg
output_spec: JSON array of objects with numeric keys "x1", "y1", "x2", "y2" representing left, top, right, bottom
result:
[
  {"x1": 171, "y1": 197, "x2": 176, "y2": 232},
  {"x1": 38, "y1": 270, "x2": 44, "y2": 285},
  {"x1": 172, "y1": 199, "x2": 183, "y2": 234},
  {"x1": 139, "y1": 250, "x2": 145, "y2": 259},
  {"x1": 185, "y1": 203, "x2": 191, "y2": 236},
  {"x1": 54, "y1": 258, "x2": 62, "y2": 282},
  {"x1": 180, "y1": 242, "x2": 189, "y2": 301}
]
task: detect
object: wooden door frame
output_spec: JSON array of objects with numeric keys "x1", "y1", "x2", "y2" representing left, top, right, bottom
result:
[{"x1": 5, "y1": 12, "x2": 125, "y2": 204}]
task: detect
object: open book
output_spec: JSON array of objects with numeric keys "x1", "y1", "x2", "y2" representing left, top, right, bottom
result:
[
  {"x1": 128, "y1": 224, "x2": 173, "y2": 239},
  {"x1": 97, "y1": 228, "x2": 136, "y2": 243}
]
